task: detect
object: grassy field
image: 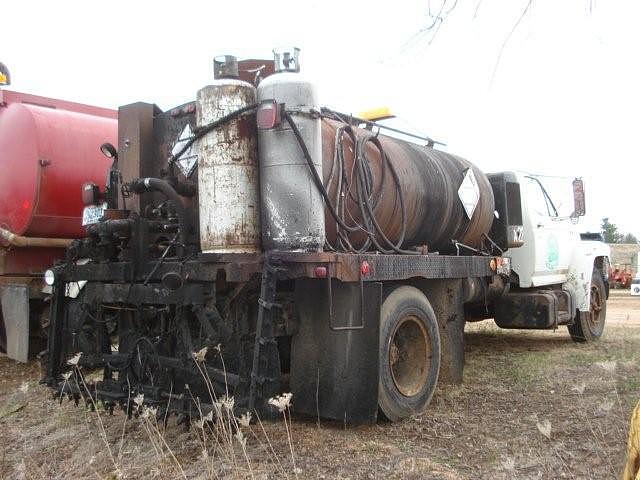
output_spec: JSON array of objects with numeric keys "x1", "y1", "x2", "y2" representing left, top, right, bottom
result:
[{"x1": 0, "y1": 291, "x2": 638, "y2": 479}]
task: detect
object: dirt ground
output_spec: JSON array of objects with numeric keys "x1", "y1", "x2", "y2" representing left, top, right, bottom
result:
[{"x1": 0, "y1": 291, "x2": 638, "y2": 479}]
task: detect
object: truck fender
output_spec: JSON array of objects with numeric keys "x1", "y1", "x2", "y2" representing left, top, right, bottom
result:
[{"x1": 565, "y1": 241, "x2": 610, "y2": 312}]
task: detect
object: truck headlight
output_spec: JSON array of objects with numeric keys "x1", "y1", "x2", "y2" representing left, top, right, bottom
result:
[{"x1": 44, "y1": 269, "x2": 56, "y2": 286}]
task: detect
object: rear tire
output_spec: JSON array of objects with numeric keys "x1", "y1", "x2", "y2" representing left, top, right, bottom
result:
[
  {"x1": 378, "y1": 286, "x2": 441, "y2": 421},
  {"x1": 568, "y1": 270, "x2": 607, "y2": 342}
]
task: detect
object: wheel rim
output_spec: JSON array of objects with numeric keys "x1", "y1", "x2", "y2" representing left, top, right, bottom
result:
[
  {"x1": 389, "y1": 314, "x2": 430, "y2": 397},
  {"x1": 588, "y1": 284, "x2": 604, "y2": 332}
]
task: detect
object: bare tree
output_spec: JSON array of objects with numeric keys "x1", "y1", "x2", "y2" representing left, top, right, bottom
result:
[{"x1": 402, "y1": 1, "x2": 592, "y2": 81}]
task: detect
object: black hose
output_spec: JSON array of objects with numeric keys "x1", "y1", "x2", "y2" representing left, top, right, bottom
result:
[
  {"x1": 285, "y1": 112, "x2": 418, "y2": 255},
  {"x1": 169, "y1": 103, "x2": 258, "y2": 164},
  {"x1": 129, "y1": 178, "x2": 190, "y2": 246},
  {"x1": 355, "y1": 135, "x2": 411, "y2": 254},
  {"x1": 284, "y1": 112, "x2": 359, "y2": 235},
  {"x1": 86, "y1": 218, "x2": 134, "y2": 237}
]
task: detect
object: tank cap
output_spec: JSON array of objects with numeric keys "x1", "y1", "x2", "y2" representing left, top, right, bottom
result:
[
  {"x1": 273, "y1": 47, "x2": 300, "y2": 73},
  {"x1": 213, "y1": 55, "x2": 239, "y2": 79}
]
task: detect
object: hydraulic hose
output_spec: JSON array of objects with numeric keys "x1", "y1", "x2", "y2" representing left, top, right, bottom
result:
[
  {"x1": 284, "y1": 112, "x2": 359, "y2": 235},
  {"x1": 169, "y1": 103, "x2": 258, "y2": 164},
  {"x1": 85, "y1": 219, "x2": 133, "y2": 237},
  {"x1": 128, "y1": 178, "x2": 190, "y2": 246},
  {"x1": 284, "y1": 111, "x2": 418, "y2": 255}
]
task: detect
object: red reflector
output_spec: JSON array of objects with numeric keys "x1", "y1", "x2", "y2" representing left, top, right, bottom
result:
[
  {"x1": 257, "y1": 100, "x2": 280, "y2": 129},
  {"x1": 360, "y1": 261, "x2": 371, "y2": 276},
  {"x1": 314, "y1": 266, "x2": 327, "y2": 278}
]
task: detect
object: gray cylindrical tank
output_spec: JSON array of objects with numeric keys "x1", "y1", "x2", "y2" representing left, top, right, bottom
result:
[
  {"x1": 257, "y1": 47, "x2": 325, "y2": 251},
  {"x1": 196, "y1": 55, "x2": 260, "y2": 253}
]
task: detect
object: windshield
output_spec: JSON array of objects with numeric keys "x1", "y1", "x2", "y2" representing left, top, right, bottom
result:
[{"x1": 522, "y1": 174, "x2": 577, "y2": 218}]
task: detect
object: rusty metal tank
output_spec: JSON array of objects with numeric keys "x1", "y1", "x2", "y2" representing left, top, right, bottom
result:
[
  {"x1": 196, "y1": 55, "x2": 260, "y2": 253},
  {"x1": 0, "y1": 90, "x2": 116, "y2": 239},
  {"x1": 257, "y1": 48, "x2": 325, "y2": 252},
  {"x1": 321, "y1": 118, "x2": 495, "y2": 254}
]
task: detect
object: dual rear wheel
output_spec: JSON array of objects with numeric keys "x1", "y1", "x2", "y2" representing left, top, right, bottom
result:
[{"x1": 378, "y1": 286, "x2": 441, "y2": 421}]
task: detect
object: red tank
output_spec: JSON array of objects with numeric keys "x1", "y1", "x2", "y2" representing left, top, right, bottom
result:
[{"x1": 0, "y1": 90, "x2": 117, "y2": 238}]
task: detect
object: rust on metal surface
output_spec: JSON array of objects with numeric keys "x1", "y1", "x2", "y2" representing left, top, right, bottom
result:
[
  {"x1": 320, "y1": 118, "x2": 495, "y2": 254},
  {"x1": 237, "y1": 59, "x2": 276, "y2": 86},
  {"x1": 58, "y1": 252, "x2": 505, "y2": 284},
  {"x1": 197, "y1": 81, "x2": 260, "y2": 253},
  {"x1": 271, "y1": 251, "x2": 502, "y2": 283}
]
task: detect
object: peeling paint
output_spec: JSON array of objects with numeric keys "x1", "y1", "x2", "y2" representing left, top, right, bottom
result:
[{"x1": 196, "y1": 81, "x2": 260, "y2": 253}]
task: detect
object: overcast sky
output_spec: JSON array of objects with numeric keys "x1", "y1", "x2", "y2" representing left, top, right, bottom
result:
[{"x1": 3, "y1": 1, "x2": 639, "y2": 236}]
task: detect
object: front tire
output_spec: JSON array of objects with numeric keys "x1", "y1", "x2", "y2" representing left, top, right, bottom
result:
[
  {"x1": 568, "y1": 270, "x2": 607, "y2": 342},
  {"x1": 378, "y1": 286, "x2": 441, "y2": 421}
]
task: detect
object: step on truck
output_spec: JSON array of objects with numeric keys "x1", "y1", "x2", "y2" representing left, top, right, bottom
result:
[{"x1": 42, "y1": 49, "x2": 610, "y2": 424}]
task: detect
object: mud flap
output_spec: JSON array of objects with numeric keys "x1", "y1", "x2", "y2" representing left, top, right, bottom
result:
[
  {"x1": 0, "y1": 284, "x2": 30, "y2": 362},
  {"x1": 291, "y1": 279, "x2": 381, "y2": 425},
  {"x1": 413, "y1": 279, "x2": 466, "y2": 385}
]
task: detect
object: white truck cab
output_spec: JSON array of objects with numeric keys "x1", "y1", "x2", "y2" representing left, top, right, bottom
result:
[{"x1": 495, "y1": 173, "x2": 610, "y2": 341}]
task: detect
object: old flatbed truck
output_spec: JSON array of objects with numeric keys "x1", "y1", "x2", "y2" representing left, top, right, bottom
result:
[{"x1": 42, "y1": 50, "x2": 609, "y2": 424}]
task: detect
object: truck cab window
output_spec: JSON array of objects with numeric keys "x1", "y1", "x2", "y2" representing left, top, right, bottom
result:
[{"x1": 524, "y1": 176, "x2": 558, "y2": 218}]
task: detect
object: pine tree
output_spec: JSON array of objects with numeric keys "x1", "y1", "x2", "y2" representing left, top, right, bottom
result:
[{"x1": 601, "y1": 218, "x2": 622, "y2": 243}]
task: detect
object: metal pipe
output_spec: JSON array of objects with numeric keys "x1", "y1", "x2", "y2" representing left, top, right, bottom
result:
[
  {"x1": 129, "y1": 177, "x2": 190, "y2": 245},
  {"x1": 0, "y1": 226, "x2": 72, "y2": 248}
]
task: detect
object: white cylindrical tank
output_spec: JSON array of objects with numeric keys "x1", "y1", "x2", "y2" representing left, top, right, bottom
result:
[
  {"x1": 196, "y1": 56, "x2": 260, "y2": 253},
  {"x1": 257, "y1": 47, "x2": 325, "y2": 251}
]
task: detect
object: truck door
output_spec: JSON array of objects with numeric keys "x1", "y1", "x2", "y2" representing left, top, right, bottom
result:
[{"x1": 522, "y1": 176, "x2": 575, "y2": 286}]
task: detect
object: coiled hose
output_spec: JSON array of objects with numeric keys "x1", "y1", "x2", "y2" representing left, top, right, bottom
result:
[{"x1": 284, "y1": 111, "x2": 417, "y2": 254}]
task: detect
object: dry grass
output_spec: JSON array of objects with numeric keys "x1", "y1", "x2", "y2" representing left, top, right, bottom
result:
[{"x1": 0, "y1": 293, "x2": 638, "y2": 479}]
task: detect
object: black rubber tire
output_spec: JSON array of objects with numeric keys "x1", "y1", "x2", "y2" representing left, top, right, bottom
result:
[
  {"x1": 568, "y1": 270, "x2": 607, "y2": 342},
  {"x1": 378, "y1": 286, "x2": 441, "y2": 421}
]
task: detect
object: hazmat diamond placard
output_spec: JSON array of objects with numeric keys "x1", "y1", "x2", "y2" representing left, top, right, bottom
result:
[
  {"x1": 171, "y1": 124, "x2": 198, "y2": 177},
  {"x1": 458, "y1": 168, "x2": 480, "y2": 219}
]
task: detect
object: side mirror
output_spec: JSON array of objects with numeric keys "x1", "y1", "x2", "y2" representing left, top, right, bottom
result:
[
  {"x1": 572, "y1": 178, "x2": 586, "y2": 217},
  {"x1": 100, "y1": 142, "x2": 118, "y2": 161},
  {"x1": 0, "y1": 62, "x2": 10, "y2": 86}
]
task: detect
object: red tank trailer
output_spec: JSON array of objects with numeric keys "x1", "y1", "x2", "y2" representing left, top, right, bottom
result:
[{"x1": 0, "y1": 89, "x2": 117, "y2": 360}]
